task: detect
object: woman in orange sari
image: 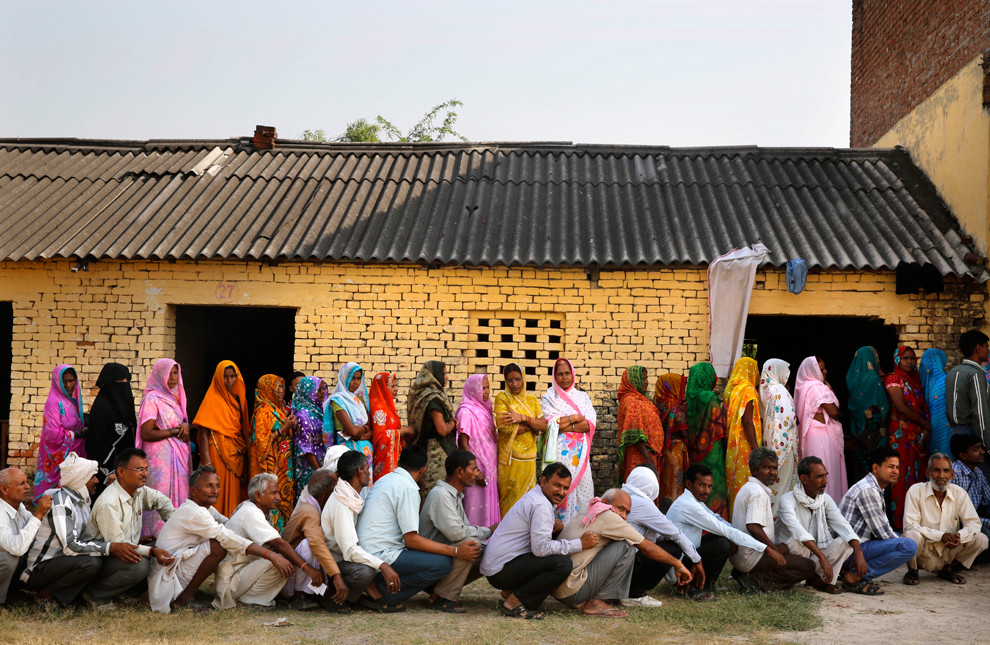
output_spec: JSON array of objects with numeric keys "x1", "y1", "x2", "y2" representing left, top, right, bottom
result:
[
  {"x1": 194, "y1": 360, "x2": 250, "y2": 517},
  {"x1": 249, "y1": 374, "x2": 297, "y2": 530},
  {"x1": 654, "y1": 373, "x2": 689, "y2": 501},
  {"x1": 617, "y1": 366, "x2": 664, "y2": 485}
]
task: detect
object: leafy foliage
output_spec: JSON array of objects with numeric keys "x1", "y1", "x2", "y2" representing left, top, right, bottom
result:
[{"x1": 301, "y1": 99, "x2": 467, "y2": 143}]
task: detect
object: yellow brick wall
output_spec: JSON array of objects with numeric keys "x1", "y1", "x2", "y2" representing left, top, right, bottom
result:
[{"x1": 0, "y1": 259, "x2": 984, "y2": 489}]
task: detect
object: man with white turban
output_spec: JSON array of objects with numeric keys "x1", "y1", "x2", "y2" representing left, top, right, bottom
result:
[{"x1": 21, "y1": 453, "x2": 142, "y2": 608}]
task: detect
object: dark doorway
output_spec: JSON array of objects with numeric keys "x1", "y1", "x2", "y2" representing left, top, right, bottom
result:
[
  {"x1": 0, "y1": 302, "x2": 11, "y2": 468},
  {"x1": 175, "y1": 306, "x2": 295, "y2": 422}
]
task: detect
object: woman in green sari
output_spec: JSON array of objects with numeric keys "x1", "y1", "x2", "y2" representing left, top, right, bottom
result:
[
  {"x1": 685, "y1": 362, "x2": 729, "y2": 519},
  {"x1": 845, "y1": 346, "x2": 889, "y2": 480}
]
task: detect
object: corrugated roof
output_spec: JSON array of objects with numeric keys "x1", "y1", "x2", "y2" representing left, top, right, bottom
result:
[{"x1": 0, "y1": 137, "x2": 982, "y2": 277}]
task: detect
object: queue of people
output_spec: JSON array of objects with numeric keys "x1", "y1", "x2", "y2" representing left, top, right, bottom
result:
[{"x1": 2, "y1": 332, "x2": 989, "y2": 617}]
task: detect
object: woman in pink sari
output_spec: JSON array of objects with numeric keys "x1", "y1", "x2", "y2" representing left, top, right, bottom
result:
[
  {"x1": 456, "y1": 374, "x2": 499, "y2": 526},
  {"x1": 794, "y1": 356, "x2": 848, "y2": 501},
  {"x1": 541, "y1": 358, "x2": 597, "y2": 524},
  {"x1": 137, "y1": 358, "x2": 191, "y2": 537},
  {"x1": 33, "y1": 364, "x2": 87, "y2": 500}
]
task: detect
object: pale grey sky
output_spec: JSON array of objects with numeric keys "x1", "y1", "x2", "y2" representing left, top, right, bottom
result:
[{"x1": 1, "y1": 1, "x2": 853, "y2": 147}]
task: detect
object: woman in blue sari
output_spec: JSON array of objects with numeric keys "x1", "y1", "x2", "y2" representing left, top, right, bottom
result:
[
  {"x1": 328, "y1": 362, "x2": 373, "y2": 478},
  {"x1": 919, "y1": 349, "x2": 951, "y2": 456}
]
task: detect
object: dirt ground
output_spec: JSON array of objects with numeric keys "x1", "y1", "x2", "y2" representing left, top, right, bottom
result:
[{"x1": 774, "y1": 561, "x2": 990, "y2": 645}]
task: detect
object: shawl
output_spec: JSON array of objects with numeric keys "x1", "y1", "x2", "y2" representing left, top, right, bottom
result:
[
  {"x1": 137, "y1": 358, "x2": 188, "y2": 429},
  {"x1": 332, "y1": 477, "x2": 365, "y2": 514},
  {"x1": 406, "y1": 361, "x2": 456, "y2": 440},
  {"x1": 845, "y1": 346, "x2": 889, "y2": 439},
  {"x1": 685, "y1": 362, "x2": 724, "y2": 462},
  {"x1": 759, "y1": 359, "x2": 791, "y2": 420},
  {"x1": 725, "y1": 357, "x2": 761, "y2": 437},
  {"x1": 791, "y1": 481, "x2": 830, "y2": 545},
  {"x1": 456, "y1": 374, "x2": 495, "y2": 444},
  {"x1": 623, "y1": 466, "x2": 660, "y2": 502},
  {"x1": 370, "y1": 372, "x2": 401, "y2": 435},
  {"x1": 793, "y1": 357, "x2": 839, "y2": 425},
  {"x1": 581, "y1": 497, "x2": 614, "y2": 528},
  {"x1": 193, "y1": 360, "x2": 250, "y2": 440},
  {"x1": 292, "y1": 376, "x2": 325, "y2": 421},
  {"x1": 44, "y1": 364, "x2": 84, "y2": 434},
  {"x1": 252, "y1": 374, "x2": 287, "y2": 445},
  {"x1": 919, "y1": 348, "x2": 950, "y2": 453},
  {"x1": 329, "y1": 362, "x2": 370, "y2": 426},
  {"x1": 542, "y1": 358, "x2": 598, "y2": 499},
  {"x1": 494, "y1": 368, "x2": 543, "y2": 466},
  {"x1": 59, "y1": 452, "x2": 98, "y2": 502},
  {"x1": 616, "y1": 366, "x2": 664, "y2": 475},
  {"x1": 892, "y1": 346, "x2": 924, "y2": 394},
  {"x1": 86, "y1": 362, "x2": 137, "y2": 475},
  {"x1": 654, "y1": 373, "x2": 687, "y2": 420}
]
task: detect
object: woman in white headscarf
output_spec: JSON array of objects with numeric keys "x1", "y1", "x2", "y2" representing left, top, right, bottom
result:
[
  {"x1": 327, "y1": 362, "x2": 373, "y2": 475},
  {"x1": 759, "y1": 359, "x2": 798, "y2": 513}
]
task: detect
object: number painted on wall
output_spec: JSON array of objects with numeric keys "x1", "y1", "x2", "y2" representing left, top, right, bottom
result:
[{"x1": 214, "y1": 283, "x2": 236, "y2": 301}]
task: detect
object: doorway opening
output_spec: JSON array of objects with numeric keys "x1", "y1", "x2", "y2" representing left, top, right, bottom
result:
[
  {"x1": 0, "y1": 303, "x2": 11, "y2": 468},
  {"x1": 174, "y1": 305, "x2": 296, "y2": 422}
]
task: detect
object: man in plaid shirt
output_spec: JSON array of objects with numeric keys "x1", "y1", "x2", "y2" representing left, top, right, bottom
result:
[
  {"x1": 837, "y1": 447, "x2": 917, "y2": 595},
  {"x1": 951, "y1": 435, "x2": 990, "y2": 542}
]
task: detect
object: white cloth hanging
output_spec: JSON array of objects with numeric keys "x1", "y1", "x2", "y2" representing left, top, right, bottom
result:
[{"x1": 707, "y1": 244, "x2": 769, "y2": 378}]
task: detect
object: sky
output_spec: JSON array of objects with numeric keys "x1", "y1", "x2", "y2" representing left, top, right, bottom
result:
[{"x1": 1, "y1": 1, "x2": 853, "y2": 147}]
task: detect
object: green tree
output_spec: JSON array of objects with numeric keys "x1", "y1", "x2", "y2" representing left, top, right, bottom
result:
[{"x1": 301, "y1": 99, "x2": 467, "y2": 143}]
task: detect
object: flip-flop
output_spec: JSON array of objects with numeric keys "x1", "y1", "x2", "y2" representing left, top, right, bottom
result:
[
  {"x1": 936, "y1": 570, "x2": 966, "y2": 584},
  {"x1": 902, "y1": 570, "x2": 920, "y2": 585},
  {"x1": 813, "y1": 583, "x2": 843, "y2": 594}
]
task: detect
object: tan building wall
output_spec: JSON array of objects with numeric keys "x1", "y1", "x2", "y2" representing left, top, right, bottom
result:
[
  {"x1": 0, "y1": 259, "x2": 984, "y2": 489},
  {"x1": 873, "y1": 56, "x2": 990, "y2": 252}
]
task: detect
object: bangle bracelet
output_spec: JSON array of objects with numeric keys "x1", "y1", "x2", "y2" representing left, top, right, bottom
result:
[{"x1": 455, "y1": 546, "x2": 459, "y2": 557}]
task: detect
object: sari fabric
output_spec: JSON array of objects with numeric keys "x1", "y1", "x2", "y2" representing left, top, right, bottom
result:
[
  {"x1": 542, "y1": 359, "x2": 598, "y2": 524},
  {"x1": 407, "y1": 361, "x2": 457, "y2": 491},
  {"x1": 794, "y1": 356, "x2": 847, "y2": 502},
  {"x1": 249, "y1": 375, "x2": 294, "y2": 531},
  {"x1": 654, "y1": 374, "x2": 689, "y2": 502},
  {"x1": 494, "y1": 373, "x2": 543, "y2": 518},
  {"x1": 456, "y1": 374, "x2": 500, "y2": 526},
  {"x1": 85, "y1": 363, "x2": 137, "y2": 486},
  {"x1": 370, "y1": 372, "x2": 403, "y2": 480},
  {"x1": 724, "y1": 357, "x2": 762, "y2": 517},
  {"x1": 759, "y1": 359, "x2": 797, "y2": 512},
  {"x1": 885, "y1": 347, "x2": 929, "y2": 529},
  {"x1": 685, "y1": 362, "x2": 728, "y2": 518},
  {"x1": 34, "y1": 364, "x2": 87, "y2": 499},
  {"x1": 137, "y1": 358, "x2": 191, "y2": 536},
  {"x1": 617, "y1": 366, "x2": 664, "y2": 486},
  {"x1": 193, "y1": 360, "x2": 250, "y2": 517},
  {"x1": 329, "y1": 362, "x2": 373, "y2": 473},
  {"x1": 919, "y1": 349, "x2": 951, "y2": 457},
  {"x1": 845, "y1": 346, "x2": 890, "y2": 479},
  {"x1": 292, "y1": 376, "x2": 327, "y2": 495}
]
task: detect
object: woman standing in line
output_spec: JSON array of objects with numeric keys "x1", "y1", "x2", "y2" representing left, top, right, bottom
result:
[
  {"x1": 795, "y1": 356, "x2": 848, "y2": 502},
  {"x1": 845, "y1": 346, "x2": 889, "y2": 480},
  {"x1": 329, "y1": 362, "x2": 373, "y2": 473},
  {"x1": 884, "y1": 346, "x2": 930, "y2": 529},
  {"x1": 654, "y1": 373, "x2": 690, "y2": 501},
  {"x1": 250, "y1": 374, "x2": 297, "y2": 530},
  {"x1": 456, "y1": 373, "x2": 499, "y2": 526},
  {"x1": 34, "y1": 364, "x2": 87, "y2": 499},
  {"x1": 370, "y1": 371, "x2": 414, "y2": 480},
  {"x1": 685, "y1": 362, "x2": 729, "y2": 518},
  {"x1": 292, "y1": 376, "x2": 329, "y2": 495},
  {"x1": 724, "y1": 357, "x2": 762, "y2": 516},
  {"x1": 616, "y1": 366, "x2": 663, "y2": 485},
  {"x1": 85, "y1": 362, "x2": 138, "y2": 492},
  {"x1": 494, "y1": 363, "x2": 547, "y2": 517},
  {"x1": 407, "y1": 360, "x2": 458, "y2": 492},
  {"x1": 759, "y1": 359, "x2": 797, "y2": 512},
  {"x1": 194, "y1": 360, "x2": 251, "y2": 517}
]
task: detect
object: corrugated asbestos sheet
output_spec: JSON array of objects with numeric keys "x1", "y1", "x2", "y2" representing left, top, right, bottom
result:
[{"x1": 0, "y1": 137, "x2": 982, "y2": 278}]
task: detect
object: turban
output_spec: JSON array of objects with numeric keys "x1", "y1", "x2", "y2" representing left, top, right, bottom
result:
[
  {"x1": 322, "y1": 445, "x2": 350, "y2": 473},
  {"x1": 59, "y1": 452, "x2": 98, "y2": 501}
]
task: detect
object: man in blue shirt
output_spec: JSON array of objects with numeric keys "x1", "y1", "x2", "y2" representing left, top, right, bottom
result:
[
  {"x1": 951, "y1": 434, "x2": 990, "y2": 548},
  {"x1": 356, "y1": 445, "x2": 478, "y2": 611}
]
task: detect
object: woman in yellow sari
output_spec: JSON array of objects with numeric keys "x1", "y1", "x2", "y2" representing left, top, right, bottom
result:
[
  {"x1": 194, "y1": 360, "x2": 250, "y2": 517},
  {"x1": 494, "y1": 363, "x2": 547, "y2": 517},
  {"x1": 724, "y1": 357, "x2": 762, "y2": 517}
]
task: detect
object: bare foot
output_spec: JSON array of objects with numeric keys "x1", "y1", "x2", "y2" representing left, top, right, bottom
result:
[
  {"x1": 580, "y1": 598, "x2": 628, "y2": 618},
  {"x1": 502, "y1": 593, "x2": 522, "y2": 611},
  {"x1": 500, "y1": 590, "x2": 512, "y2": 600}
]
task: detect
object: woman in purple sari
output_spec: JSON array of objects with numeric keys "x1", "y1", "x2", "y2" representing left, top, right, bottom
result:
[
  {"x1": 137, "y1": 358, "x2": 191, "y2": 536},
  {"x1": 456, "y1": 374, "x2": 499, "y2": 526},
  {"x1": 292, "y1": 376, "x2": 329, "y2": 496},
  {"x1": 34, "y1": 364, "x2": 87, "y2": 500}
]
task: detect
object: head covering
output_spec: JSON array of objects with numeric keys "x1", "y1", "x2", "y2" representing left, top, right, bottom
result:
[
  {"x1": 92, "y1": 363, "x2": 135, "y2": 426},
  {"x1": 329, "y1": 362, "x2": 370, "y2": 426},
  {"x1": 407, "y1": 360, "x2": 455, "y2": 436},
  {"x1": 759, "y1": 359, "x2": 790, "y2": 411},
  {"x1": 793, "y1": 356, "x2": 839, "y2": 425},
  {"x1": 58, "y1": 452, "x2": 98, "y2": 501},
  {"x1": 254, "y1": 374, "x2": 287, "y2": 423},
  {"x1": 616, "y1": 366, "x2": 664, "y2": 481},
  {"x1": 291, "y1": 376, "x2": 326, "y2": 420},
  {"x1": 581, "y1": 496, "x2": 615, "y2": 528},
  {"x1": 725, "y1": 357, "x2": 759, "y2": 403},
  {"x1": 458, "y1": 374, "x2": 494, "y2": 431},
  {"x1": 623, "y1": 466, "x2": 660, "y2": 502},
  {"x1": 193, "y1": 360, "x2": 250, "y2": 440},
  {"x1": 322, "y1": 445, "x2": 350, "y2": 472},
  {"x1": 137, "y1": 358, "x2": 187, "y2": 427},
  {"x1": 654, "y1": 373, "x2": 687, "y2": 412},
  {"x1": 919, "y1": 349, "x2": 947, "y2": 391},
  {"x1": 544, "y1": 359, "x2": 598, "y2": 428},
  {"x1": 845, "y1": 347, "x2": 889, "y2": 439},
  {"x1": 626, "y1": 366, "x2": 649, "y2": 397},
  {"x1": 45, "y1": 364, "x2": 84, "y2": 428},
  {"x1": 369, "y1": 372, "x2": 400, "y2": 430},
  {"x1": 893, "y1": 346, "x2": 923, "y2": 392},
  {"x1": 685, "y1": 362, "x2": 719, "y2": 435}
]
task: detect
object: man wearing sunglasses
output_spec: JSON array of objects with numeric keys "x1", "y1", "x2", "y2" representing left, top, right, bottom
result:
[{"x1": 83, "y1": 447, "x2": 176, "y2": 607}]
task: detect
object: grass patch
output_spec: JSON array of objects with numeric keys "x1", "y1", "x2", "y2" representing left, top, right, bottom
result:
[{"x1": 0, "y1": 571, "x2": 820, "y2": 645}]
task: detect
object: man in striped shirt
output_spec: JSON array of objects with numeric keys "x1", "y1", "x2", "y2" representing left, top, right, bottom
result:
[
  {"x1": 944, "y1": 330, "x2": 990, "y2": 458},
  {"x1": 20, "y1": 453, "x2": 142, "y2": 608}
]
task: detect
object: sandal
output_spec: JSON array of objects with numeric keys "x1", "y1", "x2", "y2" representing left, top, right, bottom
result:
[
  {"x1": 936, "y1": 570, "x2": 966, "y2": 585},
  {"x1": 500, "y1": 604, "x2": 544, "y2": 620},
  {"x1": 813, "y1": 583, "x2": 843, "y2": 595},
  {"x1": 316, "y1": 596, "x2": 352, "y2": 614},
  {"x1": 730, "y1": 569, "x2": 760, "y2": 594},
  {"x1": 841, "y1": 579, "x2": 884, "y2": 595},
  {"x1": 429, "y1": 598, "x2": 467, "y2": 614},
  {"x1": 358, "y1": 595, "x2": 406, "y2": 613},
  {"x1": 902, "y1": 570, "x2": 920, "y2": 585}
]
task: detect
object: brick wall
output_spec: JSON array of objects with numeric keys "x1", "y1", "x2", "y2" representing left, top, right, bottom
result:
[
  {"x1": 0, "y1": 260, "x2": 984, "y2": 493},
  {"x1": 850, "y1": 0, "x2": 990, "y2": 147}
]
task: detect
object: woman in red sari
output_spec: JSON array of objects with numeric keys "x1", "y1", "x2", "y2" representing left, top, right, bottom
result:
[
  {"x1": 654, "y1": 373, "x2": 689, "y2": 501},
  {"x1": 370, "y1": 372, "x2": 414, "y2": 480},
  {"x1": 884, "y1": 346, "x2": 930, "y2": 529}
]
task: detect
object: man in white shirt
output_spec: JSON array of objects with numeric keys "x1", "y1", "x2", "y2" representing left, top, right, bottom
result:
[
  {"x1": 0, "y1": 467, "x2": 51, "y2": 606},
  {"x1": 777, "y1": 456, "x2": 868, "y2": 594},
  {"x1": 148, "y1": 466, "x2": 292, "y2": 613},
  {"x1": 902, "y1": 453, "x2": 989, "y2": 585},
  {"x1": 214, "y1": 473, "x2": 317, "y2": 609},
  {"x1": 729, "y1": 448, "x2": 815, "y2": 593},
  {"x1": 83, "y1": 448, "x2": 175, "y2": 604},
  {"x1": 21, "y1": 453, "x2": 139, "y2": 609},
  {"x1": 667, "y1": 463, "x2": 782, "y2": 601},
  {"x1": 322, "y1": 450, "x2": 401, "y2": 611}
]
